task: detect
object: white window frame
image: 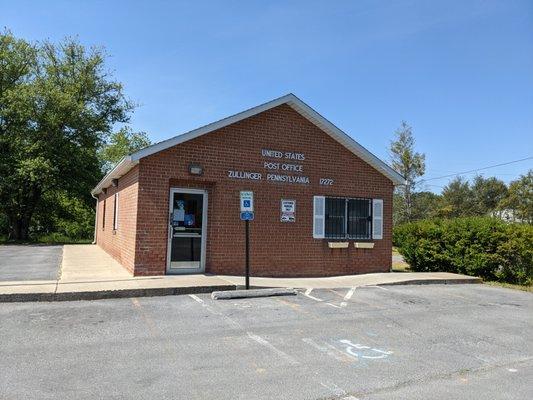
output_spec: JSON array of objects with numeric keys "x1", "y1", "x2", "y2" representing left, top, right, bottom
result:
[{"x1": 113, "y1": 193, "x2": 119, "y2": 231}]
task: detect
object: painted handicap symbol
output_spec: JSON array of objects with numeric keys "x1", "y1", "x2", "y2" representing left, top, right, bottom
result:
[{"x1": 339, "y1": 339, "x2": 393, "y2": 359}]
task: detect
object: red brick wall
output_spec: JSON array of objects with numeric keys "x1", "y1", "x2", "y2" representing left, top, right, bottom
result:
[
  {"x1": 96, "y1": 165, "x2": 139, "y2": 274},
  {"x1": 133, "y1": 104, "x2": 393, "y2": 276}
]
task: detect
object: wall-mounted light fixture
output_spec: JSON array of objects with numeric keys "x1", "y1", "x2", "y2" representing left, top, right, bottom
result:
[
  {"x1": 111, "y1": 179, "x2": 119, "y2": 187},
  {"x1": 189, "y1": 164, "x2": 203, "y2": 176}
]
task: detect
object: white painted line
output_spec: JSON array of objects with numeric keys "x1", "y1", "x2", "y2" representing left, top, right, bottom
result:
[
  {"x1": 508, "y1": 368, "x2": 517, "y2": 372},
  {"x1": 326, "y1": 302, "x2": 342, "y2": 309},
  {"x1": 319, "y1": 381, "x2": 345, "y2": 397},
  {"x1": 325, "y1": 343, "x2": 358, "y2": 361},
  {"x1": 189, "y1": 294, "x2": 242, "y2": 330},
  {"x1": 302, "y1": 338, "x2": 349, "y2": 363},
  {"x1": 247, "y1": 332, "x2": 299, "y2": 365},
  {"x1": 344, "y1": 287, "x2": 356, "y2": 301},
  {"x1": 340, "y1": 302, "x2": 347, "y2": 307},
  {"x1": 303, "y1": 288, "x2": 324, "y2": 302},
  {"x1": 365, "y1": 285, "x2": 389, "y2": 291},
  {"x1": 189, "y1": 294, "x2": 204, "y2": 303},
  {"x1": 319, "y1": 381, "x2": 359, "y2": 399}
]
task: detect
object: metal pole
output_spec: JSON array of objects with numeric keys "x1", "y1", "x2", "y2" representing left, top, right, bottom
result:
[{"x1": 245, "y1": 219, "x2": 250, "y2": 290}]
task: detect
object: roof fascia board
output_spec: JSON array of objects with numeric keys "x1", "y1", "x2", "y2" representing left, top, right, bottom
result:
[
  {"x1": 91, "y1": 93, "x2": 405, "y2": 194},
  {"x1": 91, "y1": 156, "x2": 135, "y2": 195},
  {"x1": 130, "y1": 94, "x2": 295, "y2": 162},
  {"x1": 286, "y1": 96, "x2": 405, "y2": 185}
]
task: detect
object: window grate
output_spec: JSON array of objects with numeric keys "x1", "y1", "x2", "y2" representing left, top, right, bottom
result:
[{"x1": 325, "y1": 197, "x2": 372, "y2": 240}]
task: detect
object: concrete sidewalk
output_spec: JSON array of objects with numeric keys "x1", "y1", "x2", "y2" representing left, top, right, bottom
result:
[{"x1": 0, "y1": 244, "x2": 481, "y2": 302}]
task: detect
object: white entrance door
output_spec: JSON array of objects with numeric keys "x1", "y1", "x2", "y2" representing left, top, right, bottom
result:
[{"x1": 167, "y1": 188, "x2": 207, "y2": 274}]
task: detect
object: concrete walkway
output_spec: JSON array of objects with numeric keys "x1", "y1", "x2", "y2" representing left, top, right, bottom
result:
[{"x1": 0, "y1": 244, "x2": 481, "y2": 302}]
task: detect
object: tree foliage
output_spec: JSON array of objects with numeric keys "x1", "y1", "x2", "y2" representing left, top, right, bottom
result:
[
  {"x1": 390, "y1": 121, "x2": 425, "y2": 224},
  {"x1": 98, "y1": 127, "x2": 151, "y2": 173},
  {"x1": 0, "y1": 30, "x2": 133, "y2": 240},
  {"x1": 497, "y1": 170, "x2": 533, "y2": 223}
]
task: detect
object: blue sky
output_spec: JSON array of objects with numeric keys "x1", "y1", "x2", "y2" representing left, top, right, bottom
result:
[{"x1": 2, "y1": 0, "x2": 532, "y2": 192}]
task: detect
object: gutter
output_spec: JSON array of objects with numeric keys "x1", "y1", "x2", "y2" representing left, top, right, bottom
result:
[{"x1": 91, "y1": 192, "x2": 98, "y2": 244}]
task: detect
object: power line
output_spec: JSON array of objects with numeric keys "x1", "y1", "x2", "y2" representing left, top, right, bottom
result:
[{"x1": 418, "y1": 156, "x2": 533, "y2": 183}]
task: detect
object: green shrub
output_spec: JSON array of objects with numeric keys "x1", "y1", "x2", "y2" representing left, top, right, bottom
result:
[
  {"x1": 394, "y1": 217, "x2": 533, "y2": 285},
  {"x1": 0, "y1": 214, "x2": 7, "y2": 235}
]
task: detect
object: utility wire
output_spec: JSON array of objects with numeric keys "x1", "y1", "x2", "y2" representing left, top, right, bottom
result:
[{"x1": 418, "y1": 156, "x2": 533, "y2": 183}]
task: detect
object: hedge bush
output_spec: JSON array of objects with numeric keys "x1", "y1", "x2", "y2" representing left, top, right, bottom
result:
[{"x1": 393, "y1": 217, "x2": 533, "y2": 285}]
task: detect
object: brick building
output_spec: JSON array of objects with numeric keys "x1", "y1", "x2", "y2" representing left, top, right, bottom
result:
[{"x1": 91, "y1": 94, "x2": 405, "y2": 276}]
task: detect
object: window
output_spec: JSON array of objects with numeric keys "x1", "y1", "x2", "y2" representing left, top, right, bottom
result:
[
  {"x1": 325, "y1": 197, "x2": 346, "y2": 238},
  {"x1": 347, "y1": 199, "x2": 372, "y2": 239},
  {"x1": 102, "y1": 199, "x2": 106, "y2": 230},
  {"x1": 113, "y1": 193, "x2": 119, "y2": 230},
  {"x1": 314, "y1": 196, "x2": 384, "y2": 240},
  {"x1": 324, "y1": 197, "x2": 372, "y2": 239}
]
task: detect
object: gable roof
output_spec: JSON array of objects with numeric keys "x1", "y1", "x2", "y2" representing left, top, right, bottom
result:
[{"x1": 91, "y1": 93, "x2": 405, "y2": 195}]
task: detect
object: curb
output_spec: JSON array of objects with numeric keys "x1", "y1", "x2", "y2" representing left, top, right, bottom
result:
[
  {"x1": 0, "y1": 285, "x2": 237, "y2": 303},
  {"x1": 377, "y1": 278, "x2": 483, "y2": 286},
  {"x1": 212, "y1": 288, "x2": 297, "y2": 300}
]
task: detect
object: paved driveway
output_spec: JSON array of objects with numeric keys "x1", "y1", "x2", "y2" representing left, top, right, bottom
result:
[
  {"x1": 0, "y1": 245, "x2": 62, "y2": 281},
  {"x1": 0, "y1": 284, "x2": 531, "y2": 399}
]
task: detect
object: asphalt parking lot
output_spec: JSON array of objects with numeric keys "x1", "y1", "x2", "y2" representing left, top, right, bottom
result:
[
  {"x1": 0, "y1": 245, "x2": 62, "y2": 281},
  {"x1": 1, "y1": 284, "x2": 531, "y2": 399}
]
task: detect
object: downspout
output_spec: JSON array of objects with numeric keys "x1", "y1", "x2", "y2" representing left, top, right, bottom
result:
[{"x1": 91, "y1": 192, "x2": 99, "y2": 245}]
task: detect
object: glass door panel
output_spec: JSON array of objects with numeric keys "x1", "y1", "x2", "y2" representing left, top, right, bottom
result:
[{"x1": 168, "y1": 191, "x2": 206, "y2": 271}]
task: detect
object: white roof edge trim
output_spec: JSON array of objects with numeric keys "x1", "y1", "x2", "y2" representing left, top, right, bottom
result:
[
  {"x1": 129, "y1": 93, "x2": 295, "y2": 162},
  {"x1": 90, "y1": 156, "x2": 137, "y2": 196},
  {"x1": 91, "y1": 93, "x2": 405, "y2": 195}
]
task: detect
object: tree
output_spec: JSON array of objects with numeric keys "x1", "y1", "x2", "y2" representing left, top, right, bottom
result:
[
  {"x1": 411, "y1": 191, "x2": 442, "y2": 220},
  {"x1": 0, "y1": 31, "x2": 132, "y2": 240},
  {"x1": 439, "y1": 177, "x2": 473, "y2": 218},
  {"x1": 470, "y1": 175, "x2": 508, "y2": 215},
  {"x1": 98, "y1": 127, "x2": 151, "y2": 173},
  {"x1": 390, "y1": 121, "x2": 425, "y2": 224},
  {"x1": 498, "y1": 170, "x2": 533, "y2": 224}
]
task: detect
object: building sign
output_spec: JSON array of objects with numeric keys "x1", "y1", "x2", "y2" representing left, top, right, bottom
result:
[
  {"x1": 228, "y1": 148, "x2": 334, "y2": 186},
  {"x1": 280, "y1": 199, "x2": 296, "y2": 222}
]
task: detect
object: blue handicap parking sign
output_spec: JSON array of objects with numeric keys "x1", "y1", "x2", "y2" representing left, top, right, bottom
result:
[
  {"x1": 240, "y1": 211, "x2": 254, "y2": 221},
  {"x1": 243, "y1": 200, "x2": 251, "y2": 208}
]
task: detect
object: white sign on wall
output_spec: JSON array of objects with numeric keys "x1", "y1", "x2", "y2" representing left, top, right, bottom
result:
[{"x1": 280, "y1": 199, "x2": 296, "y2": 222}]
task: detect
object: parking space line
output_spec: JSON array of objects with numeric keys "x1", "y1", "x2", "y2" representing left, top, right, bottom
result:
[
  {"x1": 344, "y1": 287, "x2": 356, "y2": 300},
  {"x1": 247, "y1": 332, "x2": 299, "y2": 365},
  {"x1": 189, "y1": 294, "x2": 204, "y2": 304},
  {"x1": 302, "y1": 338, "x2": 352, "y2": 363},
  {"x1": 303, "y1": 288, "x2": 324, "y2": 302},
  {"x1": 188, "y1": 294, "x2": 241, "y2": 329},
  {"x1": 365, "y1": 285, "x2": 389, "y2": 291},
  {"x1": 130, "y1": 298, "x2": 160, "y2": 337}
]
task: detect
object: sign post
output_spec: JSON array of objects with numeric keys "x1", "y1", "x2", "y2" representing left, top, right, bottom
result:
[{"x1": 240, "y1": 191, "x2": 254, "y2": 289}]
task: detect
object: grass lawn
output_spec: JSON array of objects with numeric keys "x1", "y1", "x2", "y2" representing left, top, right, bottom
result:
[
  {"x1": 0, "y1": 233, "x2": 92, "y2": 245},
  {"x1": 484, "y1": 281, "x2": 533, "y2": 293},
  {"x1": 392, "y1": 247, "x2": 411, "y2": 272}
]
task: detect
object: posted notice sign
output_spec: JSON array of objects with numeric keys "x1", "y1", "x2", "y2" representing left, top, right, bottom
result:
[{"x1": 280, "y1": 199, "x2": 295, "y2": 222}]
